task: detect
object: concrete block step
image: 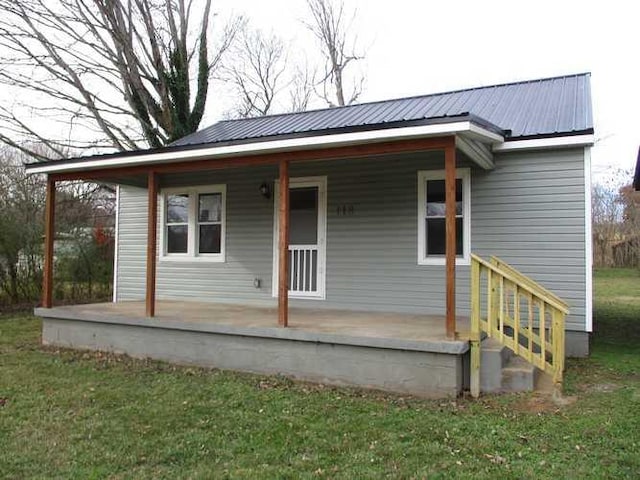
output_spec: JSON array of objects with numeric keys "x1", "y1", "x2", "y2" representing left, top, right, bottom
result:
[
  {"x1": 484, "y1": 337, "x2": 513, "y2": 363},
  {"x1": 501, "y1": 355, "x2": 538, "y2": 393},
  {"x1": 480, "y1": 338, "x2": 513, "y2": 393}
]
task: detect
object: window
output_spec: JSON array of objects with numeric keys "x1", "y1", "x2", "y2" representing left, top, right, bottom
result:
[
  {"x1": 161, "y1": 185, "x2": 226, "y2": 261},
  {"x1": 166, "y1": 194, "x2": 189, "y2": 253},
  {"x1": 197, "y1": 193, "x2": 222, "y2": 254},
  {"x1": 418, "y1": 169, "x2": 470, "y2": 265}
]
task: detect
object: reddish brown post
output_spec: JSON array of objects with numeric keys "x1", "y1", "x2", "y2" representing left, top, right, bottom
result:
[
  {"x1": 278, "y1": 159, "x2": 290, "y2": 327},
  {"x1": 42, "y1": 176, "x2": 56, "y2": 308},
  {"x1": 146, "y1": 171, "x2": 158, "y2": 317},
  {"x1": 445, "y1": 141, "x2": 457, "y2": 338}
]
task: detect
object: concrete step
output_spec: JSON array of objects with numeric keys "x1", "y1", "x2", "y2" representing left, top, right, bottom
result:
[
  {"x1": 480, "y1": 338, "x2": 513, "y2": 393},
  {"x1": 501, "y1": 355, "x2": 538, "y2": 393}
]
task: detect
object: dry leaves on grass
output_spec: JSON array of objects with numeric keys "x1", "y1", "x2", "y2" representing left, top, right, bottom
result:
[{"x1": 484, "y1": 453, "x2": 507, "y2": 464}]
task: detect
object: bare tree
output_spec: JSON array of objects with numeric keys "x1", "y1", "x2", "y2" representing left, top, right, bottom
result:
[
  {"x1": 0, "y1": 147, "x2": 46, "y2": 302},
  {"x1": 620, "y1": 184, "x2": 640, "y2": 229},
  {"x1": 592, "y1": 183, "x2": 621, "y2": 267},
  {"x1": 288, "y1": 63, "x2": 316, "y2": 113},
  {"x1": 0, "y1": 0, "x2": 242, "y2": 159},
  {"x1": 224, "y1": 27, "x2": 288, "y2": 118},
  {"x1": 617, "y1": 183, "x2": 640, "y2": 267},
  {"x1": 303, "y1": 0, "x2": 365, "y2": 107},
  {"x1": 0, "y1": 144, "x2": 117, "y2": 304}
]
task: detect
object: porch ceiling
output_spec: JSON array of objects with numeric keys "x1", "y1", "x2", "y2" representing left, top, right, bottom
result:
[{"x1": 456, "y1": 136, "x2": 494, "y2": 170}]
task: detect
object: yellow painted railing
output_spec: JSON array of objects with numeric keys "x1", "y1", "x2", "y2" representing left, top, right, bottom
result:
[{"x1": 469, "y1": 254, "x2": 569, "y2": 397}]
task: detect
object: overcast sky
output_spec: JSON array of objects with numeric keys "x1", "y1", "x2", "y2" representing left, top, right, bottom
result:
[{"x1": 212, "y1": 0, "x2": 638, "y2": 184}]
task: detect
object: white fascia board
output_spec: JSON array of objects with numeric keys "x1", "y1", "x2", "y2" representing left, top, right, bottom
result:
[
  {"x1": 27, "y1": 121, "x2": 504, "y2": 175},
  {"x1": 467, "y1": 123, "x2": 504, "y2": 143},
  {"x1": 493, "y1": 134, "x2": 594, "y2": 152}
]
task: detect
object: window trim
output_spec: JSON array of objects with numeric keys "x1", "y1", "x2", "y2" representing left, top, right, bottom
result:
[
  {"x1": 417, "y1": 169, "x2": 470, "y2": 266},
  {"x1": 159, "y1": 184, "x2": 226, "y2": 262}
]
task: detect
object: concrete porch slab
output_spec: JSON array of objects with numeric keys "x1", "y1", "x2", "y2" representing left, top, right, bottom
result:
[
  {"x1": 36, "y1": 301, "x2": 471, "y2": 397},
  {"x1": 36, "y1": 301, "x2": 470, "y2": 354}
]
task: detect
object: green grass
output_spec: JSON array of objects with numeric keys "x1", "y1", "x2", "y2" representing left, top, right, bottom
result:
[{"x1": 1, "y1": 270, "x2": 639, "y2": 479}]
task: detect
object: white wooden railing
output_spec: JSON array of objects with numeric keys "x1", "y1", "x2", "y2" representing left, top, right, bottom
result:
[{"x1": 289, "y1": 245, "x2": 318, "y2": 294}]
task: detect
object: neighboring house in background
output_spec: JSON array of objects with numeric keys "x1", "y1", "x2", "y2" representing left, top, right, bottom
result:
[
  {"x1": 611, "y1": 235, "x2": 640, "y2": 268},
  {"x1": 26, "y1": 73, "x2": 594, "y2": 397}
]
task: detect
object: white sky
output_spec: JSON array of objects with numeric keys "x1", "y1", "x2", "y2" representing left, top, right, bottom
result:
[{"x1": 212, "y1": 0, "x2": 639, "y2": 184}]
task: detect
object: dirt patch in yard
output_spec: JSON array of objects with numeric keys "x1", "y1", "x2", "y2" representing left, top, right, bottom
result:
[
  {"x1": 510, "y1": 391, "x2": 577, "y2": 414},
  {"x1": 584, "y1": 383, "x2": 622, "y2": 393}
]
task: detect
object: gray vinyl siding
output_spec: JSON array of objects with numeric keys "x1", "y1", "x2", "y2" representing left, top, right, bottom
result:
[
  {"x1": 115, "y1": 148, "x2": 587, "y2": 332},
  {"x1": 115, "y1": 186, "x2": 147, "y2": 299},
  {"x1": 117, "y1": 165, "x2": 278, "y2": 305},
  {"x1": 472, "y1": 149, "x2": 587, "y2": 331}
]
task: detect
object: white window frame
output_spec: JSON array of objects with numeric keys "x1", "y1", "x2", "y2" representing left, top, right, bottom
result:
[
  {"x1": 160, "y1": 184, "x2": 226, "y2": 262},
  {"x1": 417, "y1": 168, "x2": 471, "y2": 266}
]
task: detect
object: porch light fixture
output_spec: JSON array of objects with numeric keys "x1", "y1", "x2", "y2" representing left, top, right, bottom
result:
[{"x1": 259, "y1": 182, "x2": 271, "y2": 199}]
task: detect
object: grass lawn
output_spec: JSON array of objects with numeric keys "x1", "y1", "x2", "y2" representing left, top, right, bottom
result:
[{"x1": 1, "y1": 270, "x2": 639, "y2": 479}]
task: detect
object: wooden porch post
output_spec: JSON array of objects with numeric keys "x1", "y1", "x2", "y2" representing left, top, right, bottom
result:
[
  {"x1": 42, "y1": 176, "x2": 56, "y2": 308},
  {"x1": 445, "y1": 141, "x2": 457, "y2": 338},
  {"x1": 278, "y1": 159, "x2": 290, "y2": 327},
  {"x1": 146, "y1": 171, "x2": 158, "y2": 317}
]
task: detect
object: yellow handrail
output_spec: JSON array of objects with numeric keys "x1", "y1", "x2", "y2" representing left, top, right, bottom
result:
[
  {"x1": 470, "y1": 254, "x2": 567, "y2": 398},
  {"x1": 490, "y1": 256, "x2": 569, "y2": 312}
]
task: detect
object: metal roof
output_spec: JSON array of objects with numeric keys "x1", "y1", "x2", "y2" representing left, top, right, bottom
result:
[{"x1": 173, "y1": 73, "x2": 593, "y2": 147}]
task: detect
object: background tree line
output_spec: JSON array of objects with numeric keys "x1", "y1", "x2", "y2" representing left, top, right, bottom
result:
[
  {"x1": 592, "y1": 170, "x2": 640, "y2": 268},
  {"x1": 0, "y1": 146, "x2": 115, "y2": 307}
]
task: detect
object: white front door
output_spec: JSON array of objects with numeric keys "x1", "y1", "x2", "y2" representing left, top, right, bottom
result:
[{"x1": 273, "y1": 176, "x2": 327, "y2": 299}]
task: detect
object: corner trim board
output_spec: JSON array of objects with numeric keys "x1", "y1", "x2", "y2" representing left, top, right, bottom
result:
[
  {"x1": 584, "y1": 147, "x2": 593, "y2": 332},
  {"x1": 112, "y1": 185, "x2": 120, "y2": 303}
]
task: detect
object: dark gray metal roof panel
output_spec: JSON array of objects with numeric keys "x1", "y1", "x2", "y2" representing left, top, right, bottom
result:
[{"x1": 172, "y1": 73, "x2": 593, "y2": 147}]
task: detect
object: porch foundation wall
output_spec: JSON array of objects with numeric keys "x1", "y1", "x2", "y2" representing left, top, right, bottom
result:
[
  {"x1": 41, "y1": 316, "x2": 464, "y2": 398},
  {"x1": 565, "y1": 330, "x2": 590, "y2": 358}
]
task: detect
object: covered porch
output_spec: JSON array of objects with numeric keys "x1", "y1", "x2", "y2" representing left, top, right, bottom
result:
[
  {"x1": 36, "y1": 128, "x2": 501, "y2": 338},
  {"x1": 29, "y1": 119, "x2": 508, "y2": 397}
]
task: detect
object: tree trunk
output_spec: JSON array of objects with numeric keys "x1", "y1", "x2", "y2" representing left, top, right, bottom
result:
[{"x1": 8, "y1": 262, "x2": 19, "y2": 302}]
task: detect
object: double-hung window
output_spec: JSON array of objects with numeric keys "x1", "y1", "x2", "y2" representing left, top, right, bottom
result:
[
  {"x1": 417, "y1": 169, "x2": 470, "y2": 265},
  {"x1": 161, "y1": 185, "x2": 226, "y2": 261}
]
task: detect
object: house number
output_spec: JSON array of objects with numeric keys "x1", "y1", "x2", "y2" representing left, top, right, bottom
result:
[{"x1": 336, "y1": 205, "x2": 354, "y2": 216}]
